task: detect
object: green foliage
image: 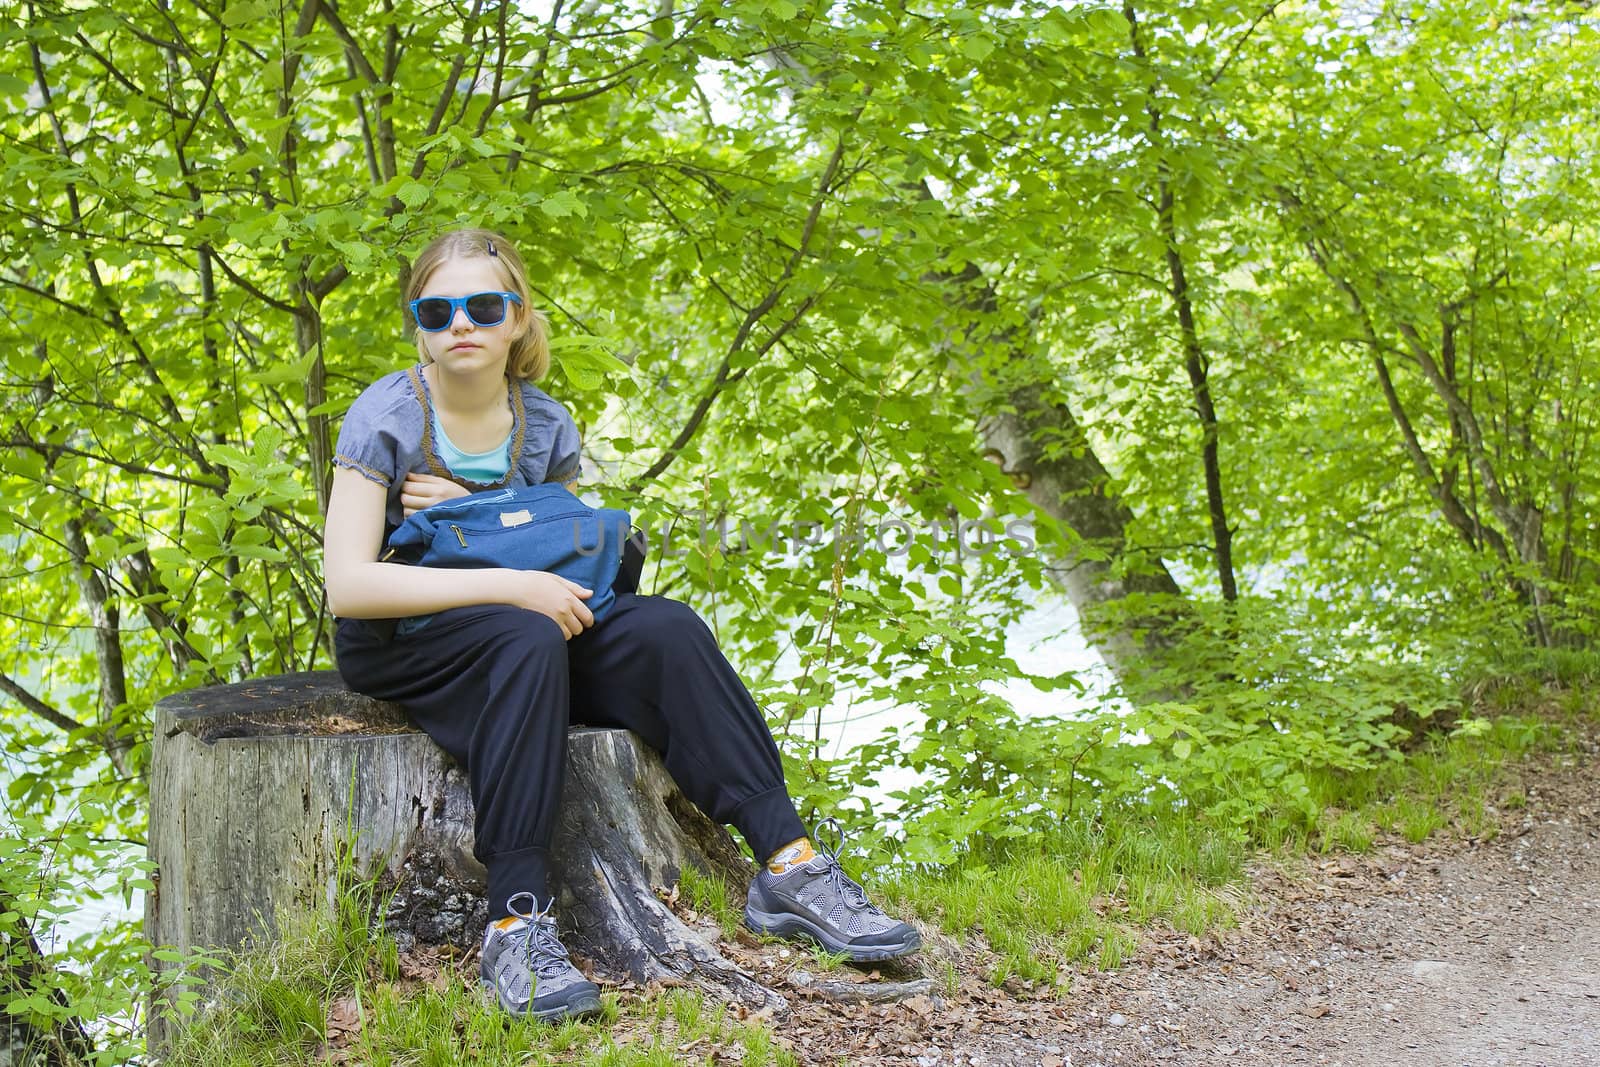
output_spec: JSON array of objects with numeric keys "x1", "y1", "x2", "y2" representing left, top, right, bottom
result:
[
  {"x1": 812, "y1": 588, "x2": 1588, "y2": 878},
  {"x1": 162, "y1": 909, "x2": 787, "y2": 1067},
  {"x1": 0, "y1": 801, "x2": 212, "y2": 1066},
  {"x1": 1098, "y1": 597, "x2": 1458, "y2": 834},
  {"x1": 2, "y1": 0, "x2": 1599, "y2": 1046},
  {"x1": 887, "y1": 810, "x2": 1242, "y2": 986}
]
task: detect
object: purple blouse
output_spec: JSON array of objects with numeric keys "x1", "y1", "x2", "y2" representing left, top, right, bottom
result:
[{"x1": 333, "y1": 366, "x2": 583, "y2": 533}]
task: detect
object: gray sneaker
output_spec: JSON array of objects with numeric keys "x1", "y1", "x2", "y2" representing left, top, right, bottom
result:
[
  {"x1": 480, "y1": 892, "x2": 603, "y2": 1021},
  {"x1": 744, "y1": 821, "x2": 922, "y2": 962}
]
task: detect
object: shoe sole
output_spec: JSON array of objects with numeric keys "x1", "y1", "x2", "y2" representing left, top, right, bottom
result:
[
  {"x1": 744, "y1": 908, "x2": 923, "y2": 961},
  {"x1": 480, "y1": 979, "x2": 604, "y2": 1022}
]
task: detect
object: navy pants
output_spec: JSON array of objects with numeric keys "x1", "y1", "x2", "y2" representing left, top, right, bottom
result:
[{"x1": 334, "y1": 594, "x2": 806, "y2": 919}]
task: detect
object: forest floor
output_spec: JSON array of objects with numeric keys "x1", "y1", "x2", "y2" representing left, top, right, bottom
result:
[{"x1": 639, "y1": 720, "x2": 1600, "y2": 1066}]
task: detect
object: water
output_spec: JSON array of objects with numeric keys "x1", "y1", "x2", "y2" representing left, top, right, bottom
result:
[
  {"x1": 831, "y1": 588, "x2": 1113, "y2": 756},
  {"x1": 805, "y1": 587, "x2": 1115, "y2": 813}
]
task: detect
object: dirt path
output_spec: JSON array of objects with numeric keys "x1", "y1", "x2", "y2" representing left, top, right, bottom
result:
[{"x1": 766, "y1": 727, "x2": 1600, "y2": 1066}]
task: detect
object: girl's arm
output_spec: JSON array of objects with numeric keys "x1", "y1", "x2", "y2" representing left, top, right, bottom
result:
[{"x1": 323, "y1": 467, "x2": 595, "y2": 638}]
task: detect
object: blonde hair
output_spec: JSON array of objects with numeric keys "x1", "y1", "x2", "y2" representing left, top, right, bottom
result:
[{"x1": 405, "y1": 228, "x2": 551, "y2": 381}]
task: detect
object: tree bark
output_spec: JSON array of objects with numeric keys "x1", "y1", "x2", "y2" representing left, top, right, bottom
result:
[
  {"x1": 942, "y1": 259, "x2": 1187, "y2": 684},
  {"x1": 62, "y1": 515, "x2": 133, "y2": 777},
  {"x1": 973, "y1": 372, "x2": 1187, "y2": 680},
  {"x1": 294, "y1": 283, "x2": 333, "y2": 517},
  {"x1": 738, "y1": 43, "x2": 1192, "y2": 684},
  {"x1": 146, "y1": 672, "x2": 784, "y2": 1024}
]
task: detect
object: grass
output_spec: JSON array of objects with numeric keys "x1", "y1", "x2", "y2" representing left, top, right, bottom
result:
[
  {"x1": 161, "y1": 914, "x2": 795, "y2": 1067},
  {"x1": 879, "y1": 681, "x2": 1595, "y2": 991},
  {"x1": 157, "y1": 677, "x2": 1595, "y2": 1059},
  {"x1": 677, "y1": 862, "x2": 744, "y2": 942},
  {"x1": 1284, "y1": 709, "x2": 1569, "y2": 857},
  {"x1": 158, "y1": 839, "x2": 791, "y2": 1066},
  {"x1": 805, "y1": 946, "x2": 855, "y2": 972},
  {"x1": 884, "y1": 807, "x2": 1243, "y2": 988}
]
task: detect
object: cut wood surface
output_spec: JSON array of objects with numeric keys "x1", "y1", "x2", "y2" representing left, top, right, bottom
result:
[{"x1": 146, "y1": 671, "x2": 783, "y2": 1013}]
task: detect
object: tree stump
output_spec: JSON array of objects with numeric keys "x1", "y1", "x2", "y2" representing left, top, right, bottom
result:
[{"x1": 146, "y1": 671, "x2": 784, "y2": 1014}]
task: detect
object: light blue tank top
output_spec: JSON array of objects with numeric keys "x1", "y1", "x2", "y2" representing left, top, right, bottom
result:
[
  {"x1": 432, "y1": 414, "x2": 511, "y2": 483},
  {"x1": 393, "y1": 417, "x2": 513, "y2": 638}
]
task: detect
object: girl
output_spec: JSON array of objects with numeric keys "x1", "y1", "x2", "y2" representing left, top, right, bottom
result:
[{"x1": 322, "y1": 228, "x2": 919, "y2": 1022}]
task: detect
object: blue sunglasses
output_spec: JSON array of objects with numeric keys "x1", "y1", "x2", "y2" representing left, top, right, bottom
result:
[{"x1": 409, "y1": 290, "x2": 522, "y2": 332}]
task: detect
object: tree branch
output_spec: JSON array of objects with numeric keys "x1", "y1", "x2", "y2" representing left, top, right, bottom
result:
[
  {"x1": 1205, "y1": 1, "x2": 1285, "y2": 88},
  {"x1": 507, "y1": 0, "x2": 566, "y2": 174},
  {"x1": 0, "y1": 671, "x2": 88, "y2": 736},
  {"x1": 63, "y1": 517, "x2": 133, "y2": 777},
  {"x1": 411, "y1": 0, "x2": 485, "y2": 179},
  {"x1": 1292, "y1": 215, "x2": 1509, "y2": 562},
  {"x1": 208, "y1": 248, "x2": 301, "y2": 315},
  {"x1": 0, "y1": 274, "x2": 112, "y2": 326},
  {"x1": 628, "y1": 129, "x2": 852, "y2": 488},
  {"x1": 28, "y1": 32, "x2": 209, "y2": 476},
  {"x1": 1127, "y1": 0, "x2": 1237, "y2": 600},
  {"x1": 0, "y1": 438, "x2": 225, "y2": 491}
]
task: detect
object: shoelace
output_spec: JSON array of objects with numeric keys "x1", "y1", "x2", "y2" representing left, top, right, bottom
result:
[
  {"x1": 810, "y1": 817, "x2": 877, "y2": 914},
  {"x1": 505, "y1": 891, "x2": 578, "y2": 980}
]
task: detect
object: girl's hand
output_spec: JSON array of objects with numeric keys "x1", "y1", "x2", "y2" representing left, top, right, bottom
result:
[
  {"x1": 401, "y1": 473, "x2": 469, "y2": 517},
  {"x1": 506, "y1": 571, "x2": 595, "y2": 640}
]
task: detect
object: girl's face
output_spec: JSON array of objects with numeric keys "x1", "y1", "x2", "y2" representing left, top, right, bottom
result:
[{"x1": 414, "y1": 255, "x2": 522, "y2": 378}]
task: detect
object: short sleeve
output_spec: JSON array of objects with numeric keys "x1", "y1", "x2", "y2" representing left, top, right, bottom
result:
[
  {"x1": 517, "y1": 383, "x2": 584, "y2": 485},
  {"x1": 332, "y1": 373, "x2": 417, "y2": 489},
  {"x1": 544, "y1": 406, "x2": 583, "y2": 483}
]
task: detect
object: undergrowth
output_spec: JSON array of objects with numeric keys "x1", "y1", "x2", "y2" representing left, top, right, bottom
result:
[
  {"x1": 160, "y1": 912, "x2": 797, "y2": 1067},
  {"x1": 154, "y1": 642, "x2": 1598, "y2": 1060},
  {"x1": 870, "y1": 654, "x2": 1597, "y2": 992},
  {"x1": 884, "y1": 809, "x2": 1242, "y2": 986}
]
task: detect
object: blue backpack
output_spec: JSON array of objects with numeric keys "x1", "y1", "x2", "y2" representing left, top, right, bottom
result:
[{"x1": 384, "y1": 483, "x2": 640, "y2": 624}]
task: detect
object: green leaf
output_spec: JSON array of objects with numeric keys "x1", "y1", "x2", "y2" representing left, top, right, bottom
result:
[
  {"x1": 245, "y1": 349, "x2": 319, "y2": 388},
  {"x1": 221, "y1": 1, "x2": 270, "y2": 27},
  {"x1": 959, "y1": 34, "x2": 995, "y2": 61},
  {"x1": 331, "y1": 239, "x2": 373, "y2": 270},
  {"x1": 550, "y1": 334, "x2": 631, "y2": 390},
  {"x1": 1085, "y1": 8, "x2": 1128, "y2": 37},
  {"x1": 539, "y1": 189, "x2": 588, "y2": 218},
  {"x1": 396, "y1": 181, "x2": 431, "y2": 208}
]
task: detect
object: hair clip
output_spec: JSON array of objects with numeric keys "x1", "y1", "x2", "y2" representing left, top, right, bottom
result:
[{"x1": 486, "y1": 238, "x2": 498, "y2": 257}]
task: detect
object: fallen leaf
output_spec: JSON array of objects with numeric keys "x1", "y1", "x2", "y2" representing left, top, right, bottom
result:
[{"x1": 326, "y1": 995, "x2": 362, "y2": 1044}]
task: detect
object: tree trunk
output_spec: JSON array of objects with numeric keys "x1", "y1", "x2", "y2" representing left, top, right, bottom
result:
[
  {"x1": 974, "y1": 375, "x2": 1187, "y2": 681},
  {"x1": 1, "y1": 887, "x2": 98, "y2": 1067},
  {"x1": 146, "y1": 672, "x2": 784, "y2": 1020},
  {"x1": 941, "y1": 254, "x2": 1187, "y2": 685},
  {"x1": 1125, "y1": 0, "x2": 1237, "y2": 603}
]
